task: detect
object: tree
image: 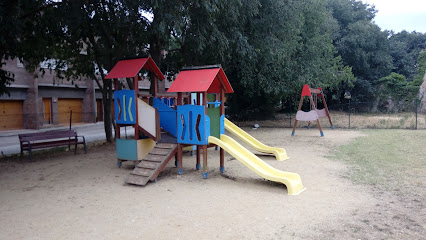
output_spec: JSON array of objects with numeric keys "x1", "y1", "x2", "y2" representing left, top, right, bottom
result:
[
  {"x1": 327, "y1": 0, "x2": 394, "y2": 106},
  {"x1": 224, "y1": 0, "x2": 354, "y2": 118},
  {"x1": 13, "y1": 0, "x2": 152, "y2": 142},
  {"x1": 161, "y1": 0, "x2": 355, "y2": 119},
  {"x1": 389, "y1": 31, "x2": 426, "y2": 81},
  {"x1": 0, "y1": 0, "x2": 61, "y2": 96},
  {"x1": 413, "y1": 50, "x2": 426, "y2": 87}
]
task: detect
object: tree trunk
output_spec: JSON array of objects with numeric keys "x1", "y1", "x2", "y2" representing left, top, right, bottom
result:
[
  {"x1": 103, "y1": 79, "x2": 114, "y2": 143},
  {"x1": 149, "y1": 33, "x2": 165, "y2": 95}
]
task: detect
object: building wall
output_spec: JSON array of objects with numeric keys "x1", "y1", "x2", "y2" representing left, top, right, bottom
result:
[
  {"x1": 0, "y1": 59, "x2": 97, "y2": 129},
  {"x1": 1, "y1": 58, "x2": 173, "y2": 130}
]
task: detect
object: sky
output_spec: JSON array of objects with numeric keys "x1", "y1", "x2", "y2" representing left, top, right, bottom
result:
[{"x1": 362, "y1": 0, "x2": 426, "y2": 33}]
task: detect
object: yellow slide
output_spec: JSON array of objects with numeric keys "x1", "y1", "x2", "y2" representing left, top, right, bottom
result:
[
  {"x1": 224, "y1": 118, "x2": 288, "y2": 161},
  {"x1": 208, "y1": 135, "x2": 305, "y2": 195}
]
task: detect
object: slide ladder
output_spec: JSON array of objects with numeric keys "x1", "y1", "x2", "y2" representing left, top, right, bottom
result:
[
  {"x1": 126, "y1": 143, "x2": 177, "y2": 186},
  {"x1": 224, "y1": 118, "x2": 288, "y2": 161},
  {"x1": 208, "y1": 135, "x2": 305, "y2": 195}
]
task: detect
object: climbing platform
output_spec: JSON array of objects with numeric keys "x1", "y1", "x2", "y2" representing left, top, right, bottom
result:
[{"x1": 125, "y1": 143, "x2": 177, "y2": 186}]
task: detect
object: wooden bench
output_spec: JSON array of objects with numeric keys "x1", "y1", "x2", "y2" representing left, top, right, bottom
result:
[{"x1": 19, "y1": 129, "x2": 87, "y2": 161}]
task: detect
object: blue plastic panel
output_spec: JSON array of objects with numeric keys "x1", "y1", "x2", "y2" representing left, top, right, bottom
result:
[
  {"x1": 220, "y1": 114, "x2": 225, "y2": 135},
  {"x1": 114, "y1": 90, "x2": 136, "y2": 124},
  {"x1": 116, "y1": 139, "x2": 138, "y2": 160},
  {"x1": 177, "y1": 105, "x2": 209, "y2": 145},
  {"x1": 153, "y1": 98, "x2": 177, "y2": 137}
]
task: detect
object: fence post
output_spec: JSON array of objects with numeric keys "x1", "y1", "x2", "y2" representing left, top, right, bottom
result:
[
  {"x1": 415, "y1": 99, "x2": 418, "y2": 130},
  {"x1": 348, "y1": 100, "x2": 351, "y2": 129},
  {"x1": 69, "y1": 110, "x2": 72, "y2": 130},
  {"x1": 289, "y1": 100, "x2": 292, "y2": 128}
]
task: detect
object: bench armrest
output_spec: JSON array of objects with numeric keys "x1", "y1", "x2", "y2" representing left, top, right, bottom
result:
[{"x1": 76, "y1": 135, "x2": 86, "y2": 141}]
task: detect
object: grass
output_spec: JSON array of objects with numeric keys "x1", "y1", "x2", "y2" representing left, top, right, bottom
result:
[{"x1": 329, "y1": 129, "x2": 426, "y2": 195}]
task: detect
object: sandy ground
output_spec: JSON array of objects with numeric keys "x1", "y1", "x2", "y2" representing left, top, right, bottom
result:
[{"x1": 0, "y1": 128, "x2": 424, "y2": 239}]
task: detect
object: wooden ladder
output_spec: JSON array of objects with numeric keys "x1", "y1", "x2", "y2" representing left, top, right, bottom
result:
[{"x1": 125, "y1": 143, "x2": 177, "y2": 186}]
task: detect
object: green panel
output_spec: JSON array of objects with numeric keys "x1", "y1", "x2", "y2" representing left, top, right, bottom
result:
[
  {"x1": 116, "y1": 139, "x2": 138, "y2": 161},
  {"x1": 207, "y1": 106, "x2": 221, "y2": 138},
  {"x1": 207, "y1": 93, "x2": 216, "y2": 106}
]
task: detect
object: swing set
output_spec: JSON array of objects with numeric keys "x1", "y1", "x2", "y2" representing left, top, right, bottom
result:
[{"x1": 291, "y1": 84, "x2": 333, "y2": 136}]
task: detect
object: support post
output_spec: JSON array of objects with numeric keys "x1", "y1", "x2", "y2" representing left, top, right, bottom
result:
[
  {"x1": 196, "y1": 145, "x2": 201, "y2": 170},
  {"x1": 220, "y1": 88, "x2": 225, "y2": 173},
  {"x1": 348, "y1": 99, "x2": 351, "y2": 129},
  {"x1": 177, "y1": 143, "x2": 183, "y2": 175},
  {"x1": 292, "y1": 95, "x2": 304, "y2": 136},
  {"x1": 415, "y1": 98, "x2": 418, "y2": 130},
  {"x1": 321, "y1": 93, "x2": 334, "y2": 129},
  {"x1": 202, "y1": 145, "x2": 208, "y2": 178},
  {"x1": 309, "y1": 95, "x2": 323, "y2": 136},
  {"x1": 114, "y1": 79, "x2": 120, "y2": 139},
  {"x1": 134, "y1": 76, "x2": 139, "y2": 140},
  {"x1": 202, "y1": 91, "x2": 208, "y2": 178}
]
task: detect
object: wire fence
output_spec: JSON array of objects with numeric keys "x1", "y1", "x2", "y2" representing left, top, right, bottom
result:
[{"x1": 233, "y1": 100, "x2": 426, "y2": 130}]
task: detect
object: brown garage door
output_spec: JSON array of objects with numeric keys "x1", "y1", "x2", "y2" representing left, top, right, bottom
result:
[
  {"x1": 96, "y1": 99, "x2": 103, "y2": 122},
  {"x1": 58, "y1": 98, "x2": 83, "y2": 124},
  {"x1": 0, "y1": 100, "x2": 24, "y2": 130}
]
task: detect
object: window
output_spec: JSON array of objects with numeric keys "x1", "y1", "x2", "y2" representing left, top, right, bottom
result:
[
  {"x1": 17, "y1": 59, "x2": 24, "y2": 68},
  {"x1": 40, "y1": 59, "x2": 68, "y2": 71}
]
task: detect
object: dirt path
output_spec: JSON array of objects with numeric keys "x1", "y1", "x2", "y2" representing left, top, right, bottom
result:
[{"x1": 0, "y1": 128, "x2": 422, "y2": 239}]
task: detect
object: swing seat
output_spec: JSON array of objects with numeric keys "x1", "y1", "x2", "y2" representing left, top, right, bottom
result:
[
  {"x1": 295, "y1": 110, "x2": 318, "y2": 122},
  {"x1": 316, "y1": 108, "x2": 327, "y2": 118}
]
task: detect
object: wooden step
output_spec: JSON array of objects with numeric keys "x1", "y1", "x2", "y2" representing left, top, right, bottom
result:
[
  {"x1": 131, "y1": 168, "x2": 153, "y2": 177},
  {"x1": 138, "y1": 161, "x2": 159, "y2": 169},
  {"x1": 125, "y1": 143, "x2": 178, "y2": 186},
  {"x1": 126, "y1": 174, "x2": 150, "y2": 186},
  {"x1": 155, "y1": 143, "x2": 176, "y2": 149},
  {"x1": 144, "y1": 154, "x2": 167, "y2": 162},
  {"x1": 150, "y1": 148, "x2": 171, "y2": 156}
]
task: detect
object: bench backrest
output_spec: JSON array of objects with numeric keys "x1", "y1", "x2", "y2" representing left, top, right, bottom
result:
[{"x1": 19, "y1": 129, "x2": 78, "y2": 142}]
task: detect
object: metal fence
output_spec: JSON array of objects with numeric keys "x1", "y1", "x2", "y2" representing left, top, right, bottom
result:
[
  {"x1": 0, "y1": 111, "x2": 102, "y2": 130},
  {"x1": 233, "y1": 100, "x2": 426, "y2": 130}
]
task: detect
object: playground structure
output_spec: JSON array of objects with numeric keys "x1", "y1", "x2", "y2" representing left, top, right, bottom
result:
[
  {"x1": 292, "y1": 84, "x2": 333, "y2": 136},
  {"x1": 105, "y1": 59, "x2": 305, "y2": 195}
]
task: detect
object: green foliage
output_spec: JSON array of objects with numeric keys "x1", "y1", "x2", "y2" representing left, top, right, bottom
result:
[
  {"x1": 327, "y1": 0, "x2": 399, "y2": 109},
  {"x1": 0, "y1": 0, "x2": 51, "y2": 96},
  {"x1": 225, "y1": 0, "x2": 355, "y2": 118},
  {"x1": 389, "y1": 31, "x2": 426, "y2": 82},
  {"x1": 0, "y1": 67, "x2": 14, "y2": 97},
  {"x1": 2, "y1": 0, "x2": 424, "y2": 128},
  {"x1": 327, "y1": 0, "x2": 376, "y2": 30},
  {"x1": 377, "y1": 73, "x2": 410, "y2": 100},
  {"x1": 413, "y1": 50, "x2": 426, "y2": 87},
  {"x1": 375, "y1": 72, "x2": 421, "y2": 112},
  {"x1": 337, "y1": 21, "x2": 393, "y2": 82},
  {"x1": 160, "y1": 0, "x2": 356, "y2": 119}
]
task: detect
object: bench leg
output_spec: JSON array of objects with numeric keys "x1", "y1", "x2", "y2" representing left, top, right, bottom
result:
[
  {"x1": 28, "y1": 147, "x2": 33, "y2": 162},
  {"x1": 74, "y1": 144, "x2": 78, "y2": 154},
  {"x1": 83, "y1": 142, "x2": 87, "y2": 154}
]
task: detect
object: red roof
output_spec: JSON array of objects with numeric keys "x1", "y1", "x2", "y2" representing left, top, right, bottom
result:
[
  {"x1": 167, "y1": 67, "x2": 233, "y2": 93},
  {"x1": 301, "y1": 84, "x2": 311, "y2": 97},
  {"x1": 105, "y1": 57, "x2": 165, "y2": 80}
]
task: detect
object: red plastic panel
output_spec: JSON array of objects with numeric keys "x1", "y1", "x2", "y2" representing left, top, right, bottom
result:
[
  {"x1": 105, "y1": 57, "x2": 165, "y2": 80},
  {"x1": 167, "y1": 68, "x2": 233, "y2": 93}
]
